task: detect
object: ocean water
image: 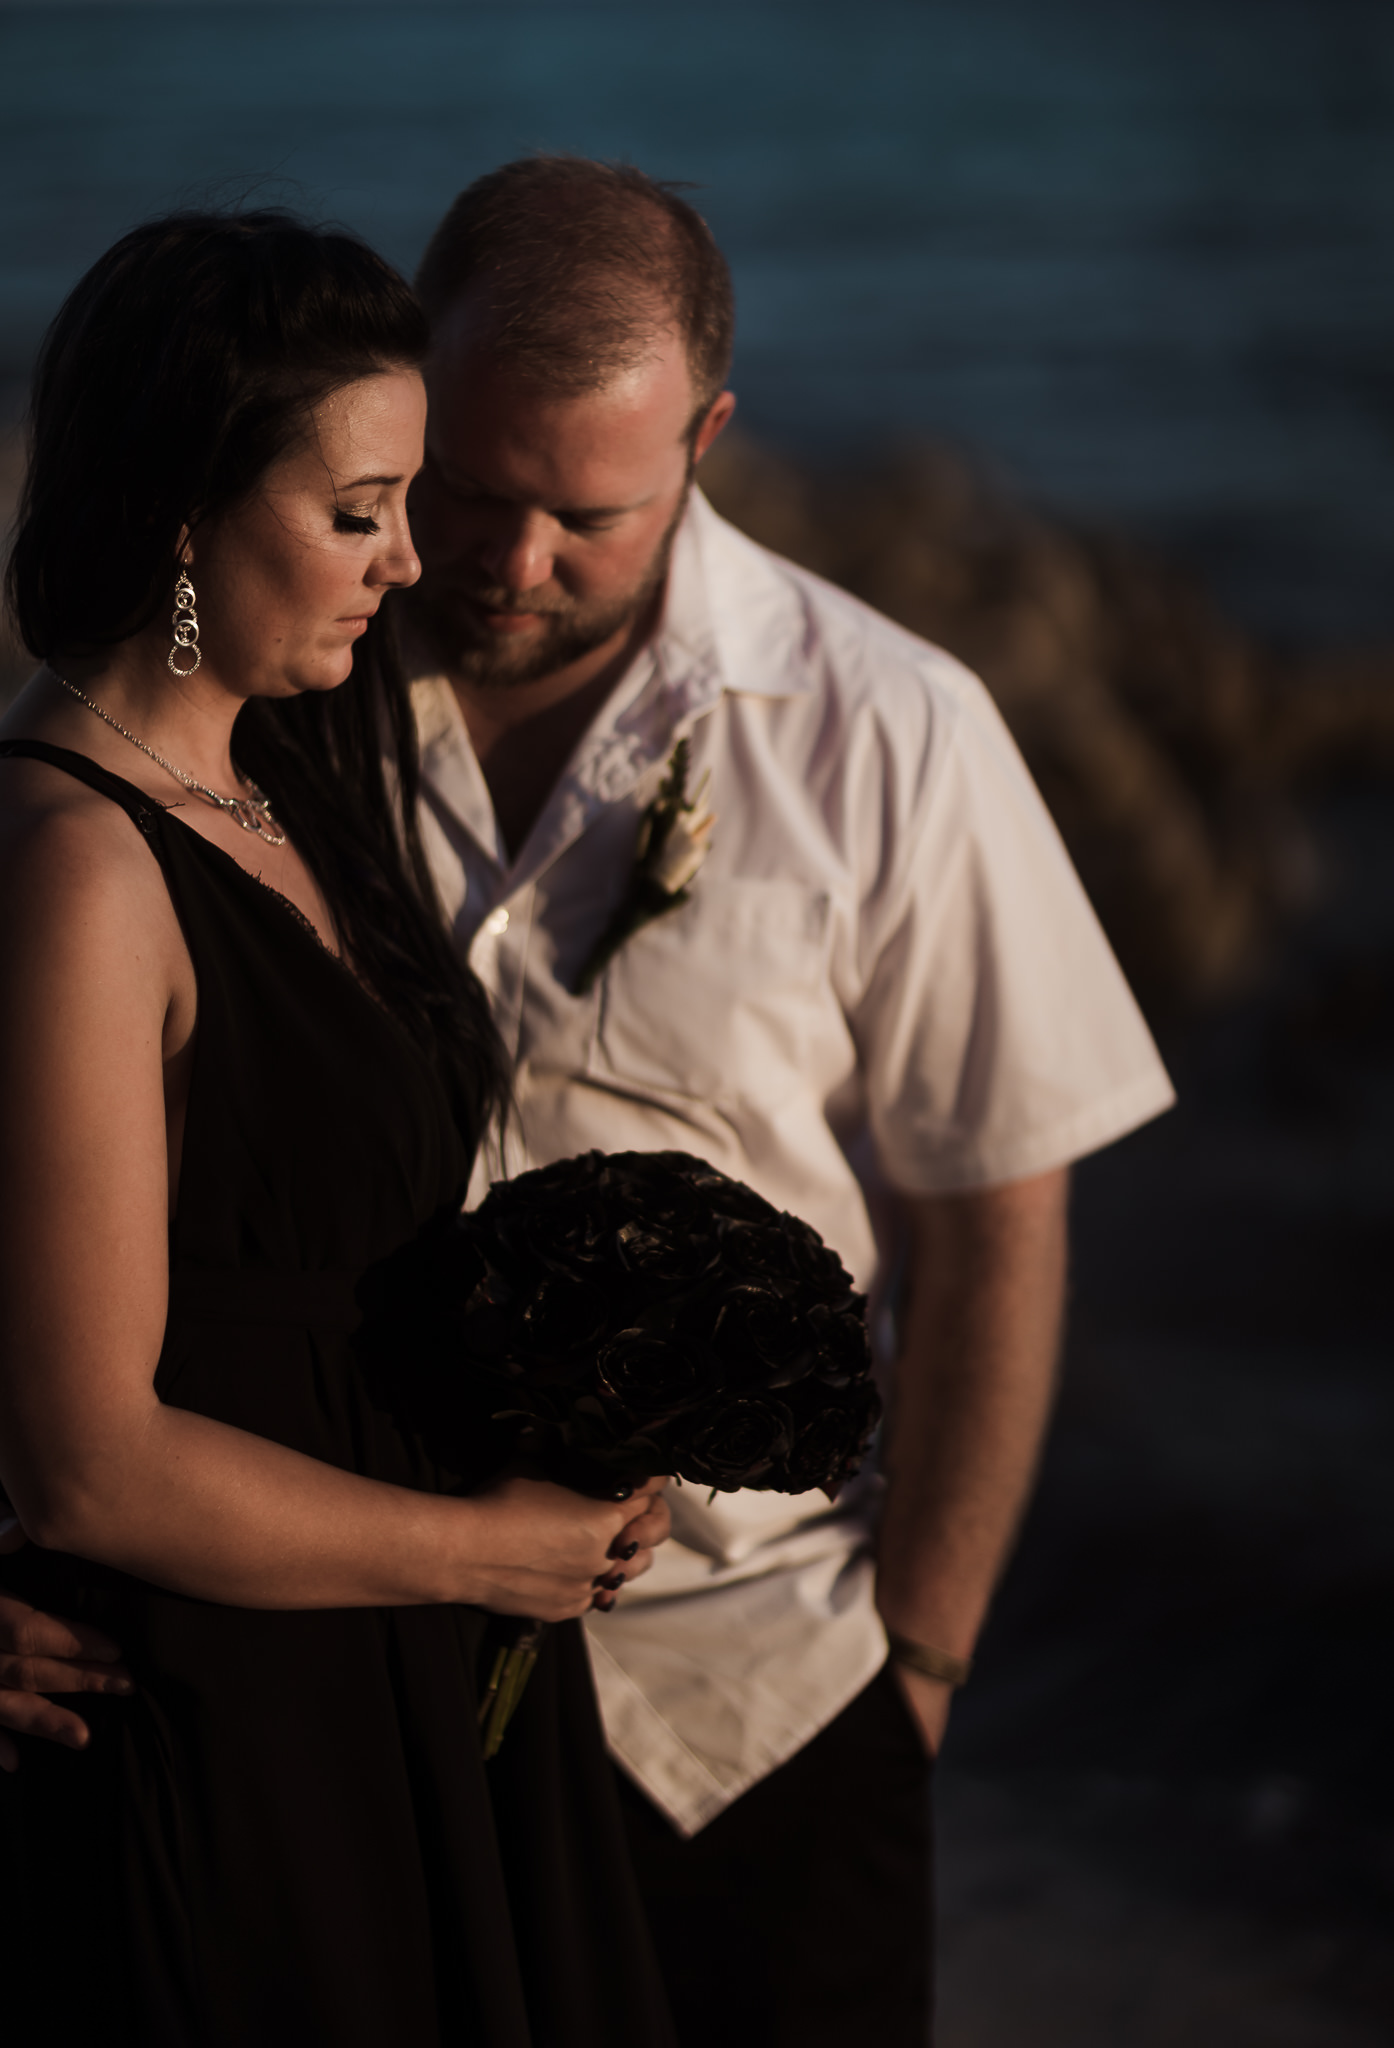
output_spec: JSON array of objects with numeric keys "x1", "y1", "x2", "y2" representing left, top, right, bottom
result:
[{"x1": 2, "y1": 0, "x2": 1392, "y2": 644}]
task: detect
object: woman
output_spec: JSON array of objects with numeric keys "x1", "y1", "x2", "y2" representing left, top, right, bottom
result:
[{"x1": 0, "y1": 211, "x2": 673, "y2": 2045}]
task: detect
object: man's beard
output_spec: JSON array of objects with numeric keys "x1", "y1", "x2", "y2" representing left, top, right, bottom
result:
[{"x1": 418, "y1": 486, "x2": 688, "y2": 690}]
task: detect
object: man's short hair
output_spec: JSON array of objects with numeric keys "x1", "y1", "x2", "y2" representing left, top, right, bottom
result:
[{"x1": 416, "y1": 156, "x2": 735, "y2": 429}]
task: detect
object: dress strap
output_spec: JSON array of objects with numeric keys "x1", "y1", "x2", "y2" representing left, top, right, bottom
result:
[{"x1": 0, "y1": 738, "x2": 169, "y2": 842}]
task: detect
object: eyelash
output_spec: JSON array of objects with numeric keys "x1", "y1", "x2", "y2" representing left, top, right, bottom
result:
[
  {"x1": 333, "y1": 509, "x2": 380, "y2": 536},
  {"x1": 439, "y1": 480, "x2": 614, "y2": 536}
]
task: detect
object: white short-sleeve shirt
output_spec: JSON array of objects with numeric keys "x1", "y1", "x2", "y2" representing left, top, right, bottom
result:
[{"x1": 412, "y1": 490, "x2": 1174, "y2": 1835}]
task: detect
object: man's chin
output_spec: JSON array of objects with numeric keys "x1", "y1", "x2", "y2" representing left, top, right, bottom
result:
[
  {"x1": 452, "y1": 632, "x2": 584, "y2": 689},
  {"x1": 450, "y1": 613, "x2": 637, "y2": 689}
]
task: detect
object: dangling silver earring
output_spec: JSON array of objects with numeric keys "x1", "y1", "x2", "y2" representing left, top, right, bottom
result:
[{"x1": 168, "y1": 568, "x2": 201, "y2": 676}]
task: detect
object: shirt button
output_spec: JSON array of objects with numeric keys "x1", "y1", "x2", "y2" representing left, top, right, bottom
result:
[{"x1": 483, "y1": 906, "x2": 511, "y2": 937}]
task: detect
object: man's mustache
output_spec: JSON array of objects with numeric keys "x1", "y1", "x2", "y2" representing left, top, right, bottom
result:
[{"x1": 449, "y1": 587, "x2": 573, "y2": 619}]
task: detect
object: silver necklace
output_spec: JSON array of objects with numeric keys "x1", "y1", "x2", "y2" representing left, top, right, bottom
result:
[{"x1": 55, "y1": 675, "x2": 287, "y2": 848}]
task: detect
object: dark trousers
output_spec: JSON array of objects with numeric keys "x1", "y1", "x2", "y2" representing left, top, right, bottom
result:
[{"x1": 615, "y1": 1663, "x2": 934, "y2": 2047}]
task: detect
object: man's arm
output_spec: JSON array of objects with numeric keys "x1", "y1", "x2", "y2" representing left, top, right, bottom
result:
[{"x1": 873, "y1": 1166, "x2": 1070, "y2": 1754}]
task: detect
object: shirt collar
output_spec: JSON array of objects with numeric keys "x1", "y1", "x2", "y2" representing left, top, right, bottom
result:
[
  {"x1": 414, "y1": 668, "x2": 501, "y2": 863},
  {"x1": 411, "y1": 488, "x2": 814, "y2": 883},
  {"x1": 660, "y1": 488, "x2": 819, "y2": 710}
]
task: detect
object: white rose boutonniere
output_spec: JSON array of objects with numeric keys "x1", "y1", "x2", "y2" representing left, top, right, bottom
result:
[{"x1": 574, "y1": 738, "x2": 716, "y2": 995}]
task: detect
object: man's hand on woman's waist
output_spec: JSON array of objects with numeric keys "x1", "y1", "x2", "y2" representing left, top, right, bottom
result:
[{"x1": 0, "y1": 1519, "x2": 135, "y2": 1772}]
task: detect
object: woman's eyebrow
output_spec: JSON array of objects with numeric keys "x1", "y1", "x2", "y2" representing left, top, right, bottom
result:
[{"x1": 339, "y1": 472, "x2": 403, "y2": 490}]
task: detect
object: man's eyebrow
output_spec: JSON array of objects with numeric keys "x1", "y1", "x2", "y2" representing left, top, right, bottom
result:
[{"x1": 433, "y1": 458, "x2": 651, "y2": 518}]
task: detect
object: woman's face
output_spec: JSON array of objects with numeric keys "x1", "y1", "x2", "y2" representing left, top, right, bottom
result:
[{"x1": 189, "y1": 368, "x2": 426, "y2": 700}]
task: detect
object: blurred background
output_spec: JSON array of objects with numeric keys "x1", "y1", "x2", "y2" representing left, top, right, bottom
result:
[{"x1": 2, "y1": 2, "x2": 1392, "y2": 2039}]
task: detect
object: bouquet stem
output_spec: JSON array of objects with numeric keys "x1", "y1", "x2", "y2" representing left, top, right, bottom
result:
[{"x1": 479, "y1": 1619, "x2": 548, "y2": 1759}]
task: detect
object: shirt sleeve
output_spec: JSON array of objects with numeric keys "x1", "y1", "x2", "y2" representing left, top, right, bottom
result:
[{"x1": 846, "y1": 657, "x2": 1175, "y2": 1194}]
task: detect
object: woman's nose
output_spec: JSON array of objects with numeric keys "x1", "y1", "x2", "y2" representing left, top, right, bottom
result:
[{"x1": 373, "y1": 521, "x2": 422, "y2": 591}]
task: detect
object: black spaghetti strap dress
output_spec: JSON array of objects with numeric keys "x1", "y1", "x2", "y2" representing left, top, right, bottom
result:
[{"x1": 0, "y1": 742, "x2": 673, "y2": 2048}]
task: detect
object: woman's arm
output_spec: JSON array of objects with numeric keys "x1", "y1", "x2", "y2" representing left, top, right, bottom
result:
[{"x1": 0, "y1": 793, "x2": 665, "y2": 1618}]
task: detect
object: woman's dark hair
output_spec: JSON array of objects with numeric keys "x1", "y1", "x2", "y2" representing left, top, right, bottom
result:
[{"x1": 5, "y1": 209, "x2": 507, "y2": 1152}]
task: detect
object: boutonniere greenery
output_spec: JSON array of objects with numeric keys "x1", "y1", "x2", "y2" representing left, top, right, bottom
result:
[{"x1": 574, "y1": 738, "x2": 716, "y2": 995}]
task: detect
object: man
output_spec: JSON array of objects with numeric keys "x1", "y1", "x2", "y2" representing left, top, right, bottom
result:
[{"x1": 1, "y1": 160, "x2": 1172, "y2": 2040}]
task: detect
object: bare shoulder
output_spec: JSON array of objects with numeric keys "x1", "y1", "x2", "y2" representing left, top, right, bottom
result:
[
  {"x1": 0, "y1": 754, "x2": 187, "y2": 1010},
  {"x1": 0, "y1": 750, "x2": 163, "y2": 903}
]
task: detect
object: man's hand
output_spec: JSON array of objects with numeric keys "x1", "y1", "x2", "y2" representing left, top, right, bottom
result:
[
  {"x1": 875, "y1": 1168, "x2": 1070, "y2": 1759},
  {"x1": 0, "y1": 1523, "x2": 133, "y2": 1771},
  {"x1": 891, "y1": 1664, "x2": 954, "y2": 1758}
]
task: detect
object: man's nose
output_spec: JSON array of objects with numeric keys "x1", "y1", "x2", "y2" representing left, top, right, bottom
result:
[{"x1": 476, "y1": 509, "x2": 555, "y2": 592}]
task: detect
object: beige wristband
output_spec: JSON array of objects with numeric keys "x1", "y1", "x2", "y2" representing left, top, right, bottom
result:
[{"x1": 887, "y1": 1631, "x2": 973, "y2": 1688}]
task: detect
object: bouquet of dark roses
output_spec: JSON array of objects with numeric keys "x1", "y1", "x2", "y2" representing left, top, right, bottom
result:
[{"x1": 365, "y1": 1150, "x2": 879, "y2": 1753}]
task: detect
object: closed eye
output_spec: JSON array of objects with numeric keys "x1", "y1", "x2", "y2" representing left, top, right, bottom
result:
[
  {"x1": 334, "y1": 508, "x2": 380, "y2": 536},
  {"x1": 558, "y1": 513, "x2": 619, "y2": 535}
]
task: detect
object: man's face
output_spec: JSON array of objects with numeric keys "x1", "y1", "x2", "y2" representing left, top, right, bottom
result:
[{"x1": 411, "y1": 303, "x2": 726, "y2": 688}]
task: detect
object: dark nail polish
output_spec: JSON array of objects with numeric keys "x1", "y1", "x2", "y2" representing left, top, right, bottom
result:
[
  {"x1": 609, "y1": 1484, "x2": 635, "y2": 1503},
  {"x1": 592, "y1": 1593, "x2": 616, "y2": 1612},
  {"x1": 618, "y1": 1541, "x2": 639, "y2": 1562},
  {"x1": 600, "y1": 1572, "x2": 626, "y2": 1592}
]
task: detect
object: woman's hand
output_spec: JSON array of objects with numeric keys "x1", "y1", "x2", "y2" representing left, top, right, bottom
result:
[
  {"x1": 454, "y1": 1475, "x2": 671, "y2": 1621},
  {"x1": 598, "y1": 1481, "x2": 670, "y2": 1605},
  {"x1": 0, "y1": 1522, "x2": 135, "y2": 1771}
]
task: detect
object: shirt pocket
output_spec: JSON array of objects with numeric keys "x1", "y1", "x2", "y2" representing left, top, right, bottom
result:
[{"x1": 588, "y1": 877, "x2": 832, "y2": 1109}]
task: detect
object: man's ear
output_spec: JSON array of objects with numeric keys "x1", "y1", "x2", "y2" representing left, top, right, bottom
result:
[{"x1": 692, "y1": 390, "x2": 737, "y2": 466}]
